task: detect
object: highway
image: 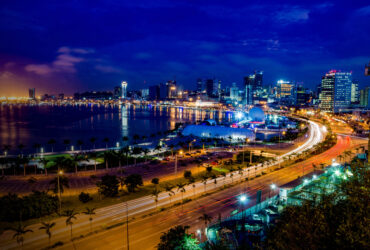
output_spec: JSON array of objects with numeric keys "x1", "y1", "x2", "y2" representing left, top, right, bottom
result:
[{"x1": 0, "y1": 120, "x2": 365, "y2": 250}]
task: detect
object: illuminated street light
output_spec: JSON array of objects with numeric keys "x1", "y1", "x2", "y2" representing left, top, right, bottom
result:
[
  {"x1": 239, "y1": 194, "x2": 247, "y2": 203},
  {"x1": 303, "y1": 179, "x2": 309, "y2": 184},
  {"x1": 312, "y1": 174, "x2": 317, "y2": 180},
  {"x1": 57, "y1": 169, "x2": 64, "y2": 214}
]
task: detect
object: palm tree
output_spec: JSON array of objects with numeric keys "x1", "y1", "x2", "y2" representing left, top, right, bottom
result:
[
  {"x1": 142, "y1": 148, "x2": 149, "y2": 162},
  {"x1": 103, "y1": 137, "x2": 110, "y2": 149},
  {"x1": 39, "y1": 221, "x2": 56, "y2": 247},
  {"x1": 118, "y1": 176, "x2": 125, "y2": 191},
  {"x1": 39, "y1": 158, "x2": 49, "y2": 176},
  {"x1": 220, "y1": 172, "x2": 226, "y2": 186},
  {"x1": 188, "y1": 178, "x2": 196, "y2": 197},
  {"x1": 199, "y1": 213, "x2": 212, "y2": 237},
  {"x1": 63, "y1": 209, "x2": 79, "y2": 240},
  {"x1": 71, "y1": 154, "x2": 82, "y2": 174},
  {"x1": 151, "y1": 189, "x2": 161, "y2": 209},
  {"x1": 17, "y1": 144, "x2": 25, "y2": 157},
  {"x1": 3, "y1": 144, "x2": 11, "y2": 156},
  {"x1": 177, "y1": 183, "x2": 186, "y2": 204},
  {"x1": 89, "y1": 137, "x2": 97, "y2": 149},
  {"x1": 90, "y1": 152, "x2": 98, "y2": 172},
  {"x1": 201, "y1": 176, "x2": 208, "y2": 192},
  {"x1": 47, "y1": 139, "x2": 56, "y2": 153},
  {"x1": 83, "y1": 207, "x2": 96, "y2": 232},
  {"x1": 122, "y1": 146, "x2": 131, "y2": 167},
  {"x1": 8, "y1": 224, "x2": 33, "y2": 249},
  {"x1": 122, "y1": 136, "x2": 129, "y2": 146},
  {"x1": 63, "y1": 139, "x2": 71, "y2": 151},
  {"x1": 76, "y1": 140, "x2": 84, "y2": 151},
  {"x1": 164, "y1": 184, "x2": 175, "y2": 206}
]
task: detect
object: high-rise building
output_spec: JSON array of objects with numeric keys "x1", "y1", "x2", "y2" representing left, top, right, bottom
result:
[
  {"x1": 29, "y1": 88, "x2": 35, "y2": 99},
  {"x1": 244, "y1": 71, "x2": 263, "y2": 104},
  {"x1": 149, "y1": 85, "x2": 160, "y2": 100},
  {"x1": 121, "y1": 81, "x2": 128, "y2": 99},
  {"x1": 159, "y1": 81, "x2": 177, "y2": 99},
  {"x1": 205, "y1": 79, "x2": 219, "y2": 97},
  {"x1": 141, "y1": 89, "x2": 149, "y2": 99},
  {"x1": 360, "y1": 87, "x2": 370, "y2": 108},
  {"x1": 196, "y1": 78, "x2": 203, "y2": 92},
  {"x1": 351, "y1": 80, "x2": 359, "y2": 103},
  {"x1": 277, "y1": 80, "x2": 294, "y2": 98},
  {"x1": 114, "y1": 86, "x2": 122, "y2": 99},
  {"x1": 365, "y1": 62, "x2": 370, "y2": 76},
  {"x1": 229, "y1": 82, "x2": 239, "y2": 102},
  {"x1": 319, "y1": 70, "x2": 352, "y2": 113},
  {"x1": 296, "y1": 83, "x2": 310, "y2": 106}
]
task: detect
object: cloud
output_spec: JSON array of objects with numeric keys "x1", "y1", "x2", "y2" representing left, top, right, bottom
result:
[
  {"x1": 25, "y1": 46, "x2": 91, "y2": 75},
  {"x1": 355, "y1": 5, "x2": 370, "y2": 16},
  {"x1": 276, "y1": 6, "x2": 310, "y2": 24},
  {"x1": 94, "y1": 64, "x2": 122, "y2": 73},
  {"x1": 24, "y1": 64, "x2": 53, "y2": 75}
]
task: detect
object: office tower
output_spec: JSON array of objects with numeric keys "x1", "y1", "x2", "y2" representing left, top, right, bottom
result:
[
  {"x1": 244, "y1": 71, "x2": 263, "y2": 104},
  {"x1": 244, "y1": 75, "x2": 255, "y2": 105},
  {"x1": 319, "y1": 70, "x2": 352, "y2": 113},
  {"x1": 296, "y1": 83, "x2": 310, "y2": 106},
  {"x1": 121, "y1": 81, "x2": 128, "y2": 99},
  {"x1": 141, "y1": 89, "x2": 149, "y2": 99},
  {"x1": 229, "y1": 82, "x2": 239, "y2": 102},
  {"x1": 196, "y1": 78, "x2": 203, "y2": 92},
  {"x1": 159, "y1": 81, "x2": 176, "y2": 99},
  {"x1": 351, "y1": 81, "x2": 359, "y2": 103},
  {"x1": 276, "y1": 80, "x2": 295, "y2": 105},
  {"x1": 360, "y1": 87, "x2": 370, "y2": 108},
  {"x1": 149, "y1": 85, "x2": 160, "y2": 100},
  {"x1": 205, "y1": 79, "x2": 218, "y2": 97},
  {"x1": 365, "y1": 62, "x2": 370, "y2": 76},
  {"x1": 29, "y1": 88, "x2": 35, "y2": 99}
]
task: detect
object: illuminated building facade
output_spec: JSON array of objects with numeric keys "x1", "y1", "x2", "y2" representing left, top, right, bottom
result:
[
  {"x1": 319, "y1": 70, "x2": 352, "y2": 113},
  {"x1": 121, "y1": 81, "x2": 128, "y2": 99},
  {"x1": 29, "y1": 88, "x2": 35, "y2": 99}
]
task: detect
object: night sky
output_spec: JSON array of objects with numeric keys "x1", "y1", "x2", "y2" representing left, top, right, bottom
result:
[{"x1": 0, "y1": 0, "x2": 369, "y2": 96}]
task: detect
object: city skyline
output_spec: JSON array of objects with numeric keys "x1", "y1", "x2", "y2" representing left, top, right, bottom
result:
[{"x1": 0, "y1": 0, "x2": 370, "y2": 96}]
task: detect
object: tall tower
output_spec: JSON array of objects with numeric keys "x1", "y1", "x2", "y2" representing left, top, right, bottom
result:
[{"x1": 121, "y1": 81, "x2": 127, "y2": 99}]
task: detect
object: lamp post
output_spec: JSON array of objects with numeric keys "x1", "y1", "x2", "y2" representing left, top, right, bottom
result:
[
  {"x1": 57, "y1": 169, "x2": 63, "y2": 214},
  {"x1": 197, "y1": 229, "x2": 202, "y2": 242},
  {"x1": 238, "y1": 194, "x2": 248, "y2": 230},
  {"x1": 270, "y1": 183, "x2": 276, "y2": 199},
  {"x1": 175, "y1": 150, "x2": 183, "y2": 175}
]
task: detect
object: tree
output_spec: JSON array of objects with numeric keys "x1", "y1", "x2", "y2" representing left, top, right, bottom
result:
[
  {"x1": 157, "y1": 225, "x2": 200, "y2": 250},
  {"x1": 103, "y1": 137, "x2": 110, "y2": 149},
  {"x1": 206, "y1": 166, "x2": 213, "y2": 175},
  {"x1": 201, "y1": 176, "x2": 208, "y2": 192},
  {"x1": 63, "y1": 139, "x2": 71, "y2": 151},
  {"x1": 177, "y1": 183, "x2": 186, "y2": 207},
  {"x1": 152, "y1": 177, "x2": 160, "y2": 186},
  {"x1": 83, "y1": 207, "x2": 96, "y2": 232},
  {"x1": 183, "y1": 170, "x2": 192, "y2": 179},
  {"x1": 118, "y1": 176, "x2": 126, "y2": 191},
  {"x1": 151, "y1": 189, "x2": 161, "y2": 209},
  {"x1": 90, "y1": 152, "x2": 98, "y2": 172},
  {"x1": 47, "y1": 139, "x2": 56, "y2": 152},
  {"x1": 164, "y1": 184, "x2": 175, "y2": 206},
  {"x1": 49, "y1": 175, "x2": 69, "y2": 194},
  {"x1": 39, "y1": 222, "x2": 56, "y2": 247},
  {"x1": 199, "y1": 213, "x2": 212, "y2": 234},
  {"x1": 188, "y1": 177, "x2": 196, "y2": 197},
  {"x1": 63, "y1": 209, "x2": 78, "y2": 240},
  {"x1": 76, "y1": 139, "x2": 84, "y2": 151},
  {"x1": 220, "y1": 172, "x2": 226, "y2": 186},
  {"x1": 97, "y1": 174, "x2": 119, "y2": 197},
  {"x1": 89, "y1": 137, "x2": 97, "y2": 149},
  {"x1": 8, "y1": 224, "x2": 33, "y2": 248},
  {"x1": 124, "y1": 174, "x2": 143, "y2": 192},
  {"x1": 78, "y1": 192, "x2": 93, "y2": 203}
]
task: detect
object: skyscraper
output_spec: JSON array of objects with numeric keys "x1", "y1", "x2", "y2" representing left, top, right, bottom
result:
[
  {"x1": 121, "y1": 81, "x2": 128, "y2": 99},
  {"x1": 351, "y1": 80, "x2": 359, "y2": 103},
  {"x1": 29, "y1": 88, "x2": 35, "y2": 99},
  {"x1": 365, "y1": 62, "x2": 370, "y2": 76},
  {"x1": 196, "y1": 78, "x2": 203, "y2": 92},
  {"x1": 205, "y1": 79, "x2": 219, "y2": 97},
  {"x1": 244, "y1": 70, "x2": 263, "y2": 104},
  {"x1": 319, "y1": 70, "x2": 352, "y2": 113},
  {"x1": 360, "y1": 87, "x2": 370, "y2": 108}
]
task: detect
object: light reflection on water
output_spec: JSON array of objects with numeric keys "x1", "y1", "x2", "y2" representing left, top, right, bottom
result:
[{"x1": 0, "y1": 104, "x2": 233, "y2": 153}]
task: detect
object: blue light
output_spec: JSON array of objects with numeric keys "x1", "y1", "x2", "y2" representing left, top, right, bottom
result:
[{"x1": 239, "y1": 195, "x2": 247, "y2": 203}]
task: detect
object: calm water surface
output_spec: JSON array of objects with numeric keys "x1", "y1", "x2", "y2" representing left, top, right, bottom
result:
[{"x1": 0, "y1": 104, "x2": 234, "y2": 154}]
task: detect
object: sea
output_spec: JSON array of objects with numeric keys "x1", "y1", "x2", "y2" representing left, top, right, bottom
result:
[{"x1": 0, "y1": 103, "x2": 235, "y2": 154}]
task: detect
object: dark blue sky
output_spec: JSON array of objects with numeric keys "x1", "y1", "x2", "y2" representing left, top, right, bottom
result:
[{"x1": 0, "y1": 0, "x2": 369, "y2": 96}]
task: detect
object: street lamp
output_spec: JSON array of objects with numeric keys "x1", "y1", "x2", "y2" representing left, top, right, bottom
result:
[
  {"x1": 197, "y1": 229, "x2": 202, "y2": 242},
  {"x1": 57, "y1": 169, "x2": 63, "y2": 214},
  {"x1": 175, "y1": 150, "x2": 183, "y2": 175},
  {"x1": 270, "y1": 183, "x2": 276, "y2": 199},
  {"x1": 238, "y1": 194, "x2": 248, "y2": 229}
]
